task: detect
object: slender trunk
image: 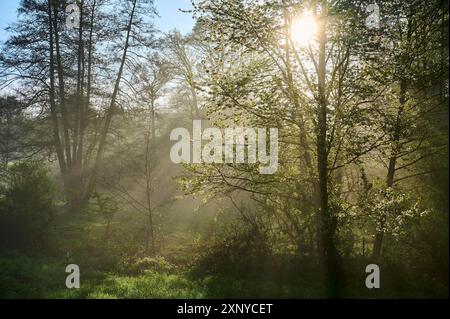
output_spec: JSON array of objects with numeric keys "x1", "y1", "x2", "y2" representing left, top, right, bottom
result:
[
  {"x1": 3, "y1": 110, "x2": 11, "y2": 168},
  {"x1": 362, "y1": 237, "x2": 366, "y2": 257},
  {"x1": 83, "y1": 0, "x2": 138, "y2": 203},
  {"x1": 78, "y1": 0, "x2": 96, "y2": 170},
  {"x1": 73, "y1": 0, "x2": 85, "y2": 164},
  {"x1": 145, "y1": 149, "x2": 155, "y2": 256},
  {"x1": 190, "y1": 85, "x2": 199, "y2": 118},
  {"x1": 47, "y1": 0, "x2": 68, "y2": 184},
  {"x1": 316, "y1": 5, "x2": 341, "y2": 297},
  {"x1": 145, "y1": 96, "x2": 156, "y2": 255},
  {"x1": 52, "y1": 3, "x2": 72, "y2": 169},
  {"x1": 69, "y1": 0, "x2": 85, "y2": 213},
  {"x1": 151, "y1": 97, "x2": 156, "y2": 154},
  {"x1": 440, "y1": 2, "x2": 448, "y2": 99}
]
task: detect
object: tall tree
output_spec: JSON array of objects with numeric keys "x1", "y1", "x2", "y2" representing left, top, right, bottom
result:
[{"x1": 0, "y1": 0, "x2": 158, "y2": 211}]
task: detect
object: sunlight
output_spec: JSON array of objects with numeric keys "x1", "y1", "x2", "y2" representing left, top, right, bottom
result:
[{"x1": 290, "y1": 12, "x2": 317, "y2": 46}]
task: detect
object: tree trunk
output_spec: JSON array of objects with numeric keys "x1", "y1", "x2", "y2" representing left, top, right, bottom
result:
[
  {"x1": 77, "y1": 0, "x2": 96, "y2": 186},
  {"x1": 145, "y1": 96, "x2": 156, "y2": 255},
  {"x1": 47, "y1": 0, "x2": 68, "y2": 188},
  {"x1": 83, "y1": 0, "x2": 138, "y2": 203},
  {"x1": 316, "y1": 5, "x2": 341, "y2": 297},
  {"x1": 52, "y1": 3, "x2": 72, "y2": 169},
  {"x1": 371, "y1": 154, "x2": 397, "y2": 260}
]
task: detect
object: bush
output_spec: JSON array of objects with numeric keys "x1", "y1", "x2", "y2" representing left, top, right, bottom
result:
[
  {"x1": 191, "y1": 225, "x2": 270, "y2": 278},
  {"x1": 0, "y1": 161, "x2": 56, "y2": 249},
  {"x1": 118, "y1": 255, "x2": 176, "y2": 275}
]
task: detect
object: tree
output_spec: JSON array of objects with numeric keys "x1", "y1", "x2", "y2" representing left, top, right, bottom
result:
[
  {"x1": 165, "y1": 31, "x2": 202, "y2": 118},
  {"x1": 0, "y1": 0, "x2": 158, "y2": 212},
  {"x1": 188, "y1": 0, "x2": 396, "y2": 296},
  {"x1": 347, "y1": 0, "x2": 450, "y2": 261}
]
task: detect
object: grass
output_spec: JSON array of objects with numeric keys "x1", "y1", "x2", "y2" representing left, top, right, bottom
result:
[
  {"x1": 0, "y1": 209, "x2": 447, "y2": 299},
  {"x1": 0, "y1": 254, "x2": 321, "y2": 299},
  {"x1": 0, "y1": 251, "x2": 202, "y2": 299},
  {"x1": 0, "y1": 252, "x2": 68, "y2": 298},
  {"x1": 0, "y1": 251, "x2": 448, "y2": 299}
]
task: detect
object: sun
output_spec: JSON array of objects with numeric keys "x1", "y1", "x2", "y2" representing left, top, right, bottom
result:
[{"x1": 291, "y1": 12, "x2": 318, "y2": 46}]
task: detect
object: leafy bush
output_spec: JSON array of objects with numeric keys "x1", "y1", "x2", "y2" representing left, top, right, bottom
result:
[
  {"x1": 118, "y1": 255, "x2": 176, "y2": 275},
  {"x1": 191, "y1": 225, "x2": 270, "y2": 278},
  {"x1": 0, "y1": 161, "x2": 56, "y2": 249}
]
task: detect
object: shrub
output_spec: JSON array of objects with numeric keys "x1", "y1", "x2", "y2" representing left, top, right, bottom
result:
[
  {"x1": 118, "y1": 255, "x2": 176, "y2": 275},
  {"x1": 0, "y1": 161, "x2": 56, "y2": 249},
  {"x1": 191, "y1": 225, "x2": 270, "y2": 278}
]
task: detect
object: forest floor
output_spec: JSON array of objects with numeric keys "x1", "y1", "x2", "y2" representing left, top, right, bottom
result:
[
  {"x1": 0, "y1": 210, "x2": 447, "y2": 299},
  {"x1": 1, "y1": 251, "x2": 447, "y2": 299}
]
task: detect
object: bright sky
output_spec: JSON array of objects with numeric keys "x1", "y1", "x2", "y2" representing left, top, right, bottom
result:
[{"x1": 0, "y1": 0, "x2": 195, "y2": 44}]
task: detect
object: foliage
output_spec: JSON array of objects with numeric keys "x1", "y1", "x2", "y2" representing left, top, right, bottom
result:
[{"x1": 0, "y1": 161, "x2": 56, "y2": 249}]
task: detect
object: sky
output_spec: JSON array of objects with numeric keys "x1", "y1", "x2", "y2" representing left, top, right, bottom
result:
[{"x1": 0, "y1": 0, "x2": 195, "y2": 44}]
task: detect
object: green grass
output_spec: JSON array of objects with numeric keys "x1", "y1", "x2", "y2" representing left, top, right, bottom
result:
[
  {"x1": 1, "y1": 209, "x2": 447, "y2": 299},
  {"x1": 0, "y1": 252, "x2": 202, "y2": 299},
  {"x1": 0, "y1": 252, "x2": 68, "y2": 298},
  {"x1": 51, "y1": 272, "x2": 205, "y2": 299},
  {"x1": 0, "y1": 251, "x2": 448, "y2": 299},
  {"x1": 0, "y1": 251, "x2": 326, "y2": 299}
]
